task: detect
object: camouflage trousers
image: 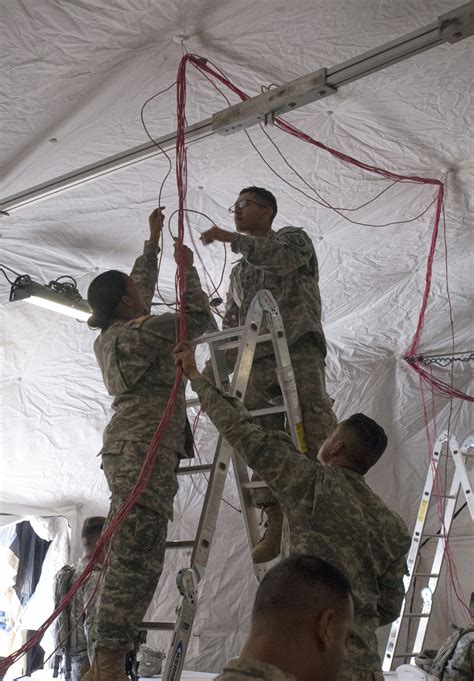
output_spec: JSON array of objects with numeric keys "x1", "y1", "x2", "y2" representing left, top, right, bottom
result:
[
  {"x1": 70, "y1": 652, "x2": 89, "y2": 681},
  {"x1": 93, "y1": 442, "x2": 179, "y2": 651},
  {"x1": 244, "y1": 336, "x2": 337, "y2": 506}
]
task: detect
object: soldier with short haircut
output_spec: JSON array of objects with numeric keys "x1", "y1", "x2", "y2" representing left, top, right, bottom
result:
[
  {"x1": 53, "y1": 516, "x2": 106, "y2": 681},
  {"x1": 174, "y1": 341, "x2": 411, "y2": 681},
  {"x1": 83, "y1": 209, "x2": 215, "y2": 681},
  {"x1": 215, "y1": 555, "x2": 354, "y2": 681},
  {"x1": 200, "y1": 187, "x2": 336, "y2": 563}
]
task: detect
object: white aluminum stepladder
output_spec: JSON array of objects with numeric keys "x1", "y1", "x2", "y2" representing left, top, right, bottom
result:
[{"x1": 383, "y1": 430, "x2": 474, "y2": 670}]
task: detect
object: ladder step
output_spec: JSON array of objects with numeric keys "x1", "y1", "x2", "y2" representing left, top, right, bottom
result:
[
  {"x1": 165, "y1": 540, "x2": 195, "y2": 549},
  {"x1": 402, "y1": 613, "x2": 430, "y2": 618},
  {"x1": 432, "y1": 493, "x2": 458, "y2": 499},
  {"x1": 139, "y1": 622, "x2": 175, "y2": 631},
  {"x1": 411, "y1": 573, "x2": 439, "y2": 578},
  {"x1": 250, "y1": 405, "x2": 286, "y2": 417},
  {"x1": 177, "y1": 464, "x2": 213, "y2": 475},
  {"x1": 186, "y1": 399, "x2": 286, "y2": 417},
  {"x1": 393, "y1": 652, "x2": 422, "y2": 658},
  {"x1": 216, "y1": 333, "x2": 272, "y2": 351},
  {"x1": 242, "y1": 481, "x2": 269, "y2": 489},
  {"x1": 422, "y1": 533, "x2": 448, "y2": 538}
]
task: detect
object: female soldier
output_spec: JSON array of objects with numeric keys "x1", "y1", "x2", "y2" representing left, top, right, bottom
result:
[{"x1": 83, "y1": 208, "x2": 215, "y2": 681}]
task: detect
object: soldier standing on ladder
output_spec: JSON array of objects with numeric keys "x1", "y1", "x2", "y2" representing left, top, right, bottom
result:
[
  {"x1": 200, "y1": 186, "x2": 337, "y2": 562},
  {"x1": 83, "y1": 209, "x2": 215, "y2": 681}
]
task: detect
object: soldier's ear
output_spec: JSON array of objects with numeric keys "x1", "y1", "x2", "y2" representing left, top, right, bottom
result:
[
  {"x1": 312, "y1": 608, "x2": 336, "y2": 651},
  {"x1": 329, "y1": 439, "x2": 345, "y2": 458}
]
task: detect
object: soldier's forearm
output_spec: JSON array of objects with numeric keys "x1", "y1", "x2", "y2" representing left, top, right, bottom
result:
[
  {"x1": 129, "y1": 240, "x2": 160, "y2": 311},
  {"x1": 182, "y1": 267, "x2": 209, "y2": 311},
  {"x1": 182, "y1": 267, "x2": 216, "y2": 337},
  {"x1": 191, "y1": 376, "x2": 259, "y2": 461}
]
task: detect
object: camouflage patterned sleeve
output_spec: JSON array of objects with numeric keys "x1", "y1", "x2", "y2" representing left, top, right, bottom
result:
[
  {"x1": 377, "y1": 553, "x2": 408, "y2": 625},
  {"x1": 191, "y1": 375, "x2": 316, "y2": 506},
  {"x1": 181, "y1": 265, "x2": 217, "y2": 339},
  {"x1": 230, "y1": 229, "x2": 315, "y2": 275},
  {"x1": 139, "y1": 264, "x2": 216, "y2": 340},
  {"x1": 129, "y1": 240, "x2": 160, "y2": 312}
]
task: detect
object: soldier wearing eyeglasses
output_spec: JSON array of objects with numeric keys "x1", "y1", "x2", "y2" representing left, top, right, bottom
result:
[{"x1": 200, "y1": 187, "x2": 337, "y2": 563}]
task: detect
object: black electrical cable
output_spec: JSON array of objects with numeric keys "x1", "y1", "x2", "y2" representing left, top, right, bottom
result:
[{"x1": 0, "y1": 264, "x2": 23, "y2": 285}]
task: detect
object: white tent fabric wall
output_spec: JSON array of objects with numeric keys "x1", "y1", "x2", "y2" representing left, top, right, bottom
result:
[{"x1": 0, "y1": 0, "x2": 472, "y2": 673}]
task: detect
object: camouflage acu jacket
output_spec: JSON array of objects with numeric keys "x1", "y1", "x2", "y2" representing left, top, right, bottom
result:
[
  {"x1": 430, "y1": 626, "x2": 474, "y2": 680},
  {"x1": 224, "y1": 228, "x2": 326, "y2": 357},
  {"x1": 215, "y1": 657, "x2": 298, "y2": 681},
  {"x1": 94, "y1": 241, "x2": 215, "y2": 457},
  {"x1": 54, "y1": 557, "x2": 100, "y2": 656},
  {"x1": 191, "y1": 376, "x2": 411, "y2": 675}
]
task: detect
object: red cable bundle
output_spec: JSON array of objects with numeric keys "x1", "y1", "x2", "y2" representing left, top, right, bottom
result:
[
  {"x1": 185, "y1": 54, "x2": 472, "y2": 403},
  {"x1": 0, "y1": 57, "x2": 195, "y2": 681}
]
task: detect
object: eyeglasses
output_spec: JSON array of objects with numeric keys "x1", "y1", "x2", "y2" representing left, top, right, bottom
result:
[{"x1": 228, "y1": 198, "x2": 267, "y2": 213}]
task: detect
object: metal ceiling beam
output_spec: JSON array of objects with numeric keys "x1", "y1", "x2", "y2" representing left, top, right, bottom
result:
[{"x1": 1, "y1": 1, "x2": 472, "y2": 214}]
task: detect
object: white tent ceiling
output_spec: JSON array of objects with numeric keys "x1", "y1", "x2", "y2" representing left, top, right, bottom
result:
[{"x1": 0, "y1": 0, "x2": 473, "y2": 673}]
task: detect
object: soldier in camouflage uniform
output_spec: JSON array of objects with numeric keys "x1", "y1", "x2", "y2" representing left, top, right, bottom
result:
[
  {"x1": 214, "y1": 555, "x2": 353, "y2": 681},
  {"x1": 200, "y1": 187, "x2": 336, "y2": 562},
  {"x1": 429, "y1": 594, "x2": 474, "y2": 681},
  {"x1": 83, "y1": 209, "x2": 215, "y2": 681},
  {"x1": 54, "y1": 517, "x2": 105, "y2": 681},
  {"x1": 174, "y1": 342, "x2": 411, "y2": 681}
]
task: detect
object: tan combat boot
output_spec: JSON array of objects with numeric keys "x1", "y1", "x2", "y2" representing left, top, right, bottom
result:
[
  {"x1": 81, "y1": 647, "x2": 128, "y2": 681},
  {"x1": 251, "y1": 504, "x2": 284, "y2": 563}
]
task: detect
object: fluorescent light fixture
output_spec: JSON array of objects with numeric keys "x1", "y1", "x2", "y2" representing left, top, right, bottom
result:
[
  {"x1": 10, "y1": 276, "x2": 92, "y2": 322},
  {"x1": 26, "y1": 294, "x2": 92, "y2": 321}
]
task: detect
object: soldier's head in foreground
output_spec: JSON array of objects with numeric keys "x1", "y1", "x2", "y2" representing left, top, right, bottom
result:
[
  {"x1": 317, "y1": 413, "x2": 388, "y2": 475},
  {"x1": 229, "y1": 186, "x2": 277, "y2": 237},
  {"x1": 236, "y1": 554, "x2": 353, "y2": 681}
]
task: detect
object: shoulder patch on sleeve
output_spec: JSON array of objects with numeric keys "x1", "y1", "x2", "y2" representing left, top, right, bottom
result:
[{"x1": 278, "y1": 227, "x2": 310, "y2": 249}]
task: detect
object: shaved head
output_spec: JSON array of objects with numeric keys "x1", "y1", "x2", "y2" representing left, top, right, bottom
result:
[
  {"x1": 253, "y1": 554, "x2": 351, "y2": 620},
  {"x1": 239, "y1": 555, "x2": 354, "y2": 681}
]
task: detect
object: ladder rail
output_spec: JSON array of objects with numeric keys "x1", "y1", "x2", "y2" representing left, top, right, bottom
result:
[
  {"x1": 409, "y1": 433, "x2": 473, "y2": 663},
  {"x1": 383, "y1": 434, "x2": 447, "y2": 669},
  {"x1": 451, "y1": 435, "x2": 474, "y2": 520},
  {"x1": 383, "y1": 432, "x2": 473, "y2": 670},
  {"x1": 161, "y1": 290, "x2": 305, "y2": 680},
  {"x1": 260, "y1": 290, "x2": 307, "y2": 454}
]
